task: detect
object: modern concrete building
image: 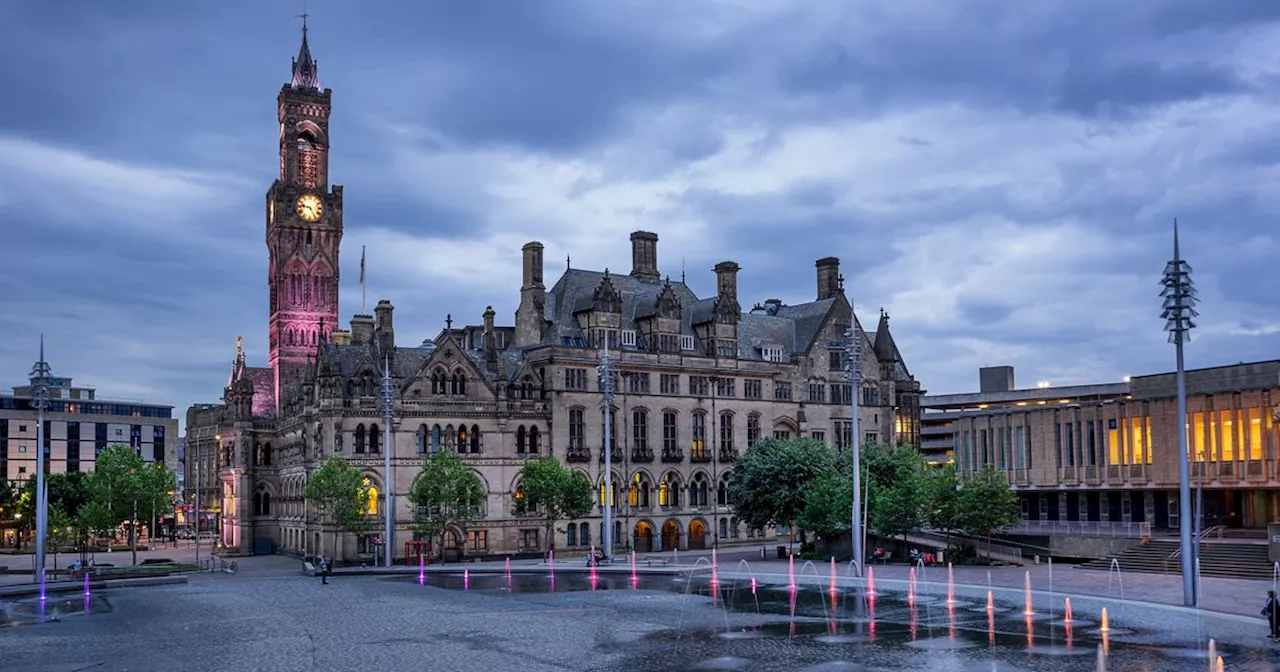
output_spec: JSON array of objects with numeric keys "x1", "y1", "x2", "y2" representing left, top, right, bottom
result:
[
  {"x1": 922, "y1": 361, "x2": 1280, "y2": 533},
  {"x1": 185, "y1": 27, "x2": 926, "y2": 563},
  {"x1": 1, "y1": 367, "x2": 179, "y2": 483}
]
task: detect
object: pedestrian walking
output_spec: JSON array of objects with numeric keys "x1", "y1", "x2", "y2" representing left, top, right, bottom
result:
[
  {"x1": 1262, "y1": 589, "x2": 1279, "y2": 639},
  {"x1": 319, "y1": 556, "x2": 330, "y2": 585}
]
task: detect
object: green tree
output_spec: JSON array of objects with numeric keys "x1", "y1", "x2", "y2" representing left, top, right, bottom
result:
[
  {"x1": 728, "y1": 437, "x2": 838, "y2": 549},
  {"x1": 140, "y1": 464, "x2": 178, "y2": 545},
  {"x1": 796, "y1": 470, "x2": 853, "y2": 542},
  {"x1": 0, "y1": 479, "x2": 16, "y2": 519},
  {"x1": 46, "y1": 506, "x2": 75, "y2": 571},
  {"x1": 514, "y1": 457, "x2": 593, "y2": 553},
  {"x1": 862, "y1": 441, "x2": 926, "y2": 543},
  {"x1": 86, "y1": 444, "x2": 152, "y2": 564},
  {"x1": 407, "y1": 450, "x2": 486, "y2": 559},
  {"x1": 922, "y1": 464, "x2": 963, "y2": 554},
  {"x1": 302, "y1": 456, "x2": 373, "y2": 560},
  {"x1": 956, "y1": 464, "x2": 1021, "y2": 559}
]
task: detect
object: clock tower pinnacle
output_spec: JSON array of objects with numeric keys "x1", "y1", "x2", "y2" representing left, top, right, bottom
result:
[{"x1": 266, "y1": 19, "x2": 342, "y2": 414}]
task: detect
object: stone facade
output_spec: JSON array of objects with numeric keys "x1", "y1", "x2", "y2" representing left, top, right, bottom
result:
[{"x1": 185, "y1": 31, "x2": 924, "y2": 564}]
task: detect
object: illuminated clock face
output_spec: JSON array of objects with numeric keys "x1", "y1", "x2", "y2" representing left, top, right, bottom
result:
[
  {"x1": 296, "y1": 194, "x2": 323, "y2": 222},
  {"x1": 269, "y1": 199, "x2": 275, "y2": 223}
]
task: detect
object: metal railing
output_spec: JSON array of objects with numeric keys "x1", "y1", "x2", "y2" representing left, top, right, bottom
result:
[
  {"x1": 904, "y1": 529, "x2": 1025, "y2": 564},
  {"x1": 1002, "y1": 520, "x2": 1154, "y2": 538}
]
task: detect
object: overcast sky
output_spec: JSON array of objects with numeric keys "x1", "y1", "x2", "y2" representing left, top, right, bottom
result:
[{"x1": 1, "y1": 1, "x2": 1277, "y2": 427}]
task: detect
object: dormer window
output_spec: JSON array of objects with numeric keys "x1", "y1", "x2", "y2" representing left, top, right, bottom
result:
[
  {"x1": 622, "y1": 330, "x2": 637, "y2": 347},
  {"x1": 680, "y1": 335, "x2": 695, "y2": 351},
  {"x1": 761, "y1": 347, "x2": 786, "y2": 363}
]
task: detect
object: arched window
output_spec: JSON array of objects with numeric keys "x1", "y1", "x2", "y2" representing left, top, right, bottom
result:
[
  {"x1": 598, "y1": 477, "x2": 617, "y2": 508},
  {"x1": 629, "y1": 472, "x2": 651, "y2": 508},
  {"x1": 430, "y1": 373, "x2": 440, "y2": 394},
  {"x1": 369, "y1": 425, "x2": 381, "y2": 454},
  {"x1": 579, "y1": 522, "x2": 591, "y2": 548},
  {"x1": 719, "y1": 412, "x2": 734, "y2": 455},
  {"x1": 457, "y1": 425, "x2": 467, "y2": 450},
  {"x1": 470, "y1": 425, "x2": 481, "y2": 454},
  {"x1": 513, "y1": 481, "x2": 527, "y2": 515},
  {"x1": 747, "y1": 413, "x2": 761, "y2": 447},
  {"x1": 566, "y1": 523, "x2": 578, "y2": 547},
  {"x1": 444, "y1": 425, "x2": 455, "y2": 450},
  {"x1": 431, "y1": 425, "x2": 442, "y2": 454},
  {"x1": 568, "y1": 409, "x2": 585, "y2": 454},
  {"x1": 354, "y1": 424, "x2": 366, "y2": 453},
  {"x1": 729, "y1": 516, "x2": 740, "y2": 538},
  {"x1": 632, "y1": 409, "x2": 649, "y2": 454},
  {"x1": 516, "y1": 426, "x2": 527, "y2": 454},
  {"x1": 691, "y1": 412, "x2": 707, "y2": 459},
  {"x1": 719, "y1": 517, "x2": 728, "y2": 540},
  {"x1": 417, "y1": 425, "x2": 427, "y2": 454},
  {"x1": 528, "y1": 426, "x2": 540, "y2": 454},
  {"x1": 458, "y1": 373, "x2": 467, "y2": 395},
  {"x1": 363, "y1": 478, "x2": 379, "y2": 515},
  {"x1": 717, "y1": 474, "x2": 733, "y2": 506},
  {"x1": 690, "y1": 473, "x2": 709, "y2": 506},
  {"x1": 659, "y1": 472, "x2": 681, "y2": 507}
]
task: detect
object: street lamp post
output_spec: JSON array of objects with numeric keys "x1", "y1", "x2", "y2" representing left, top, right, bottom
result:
[
  {"x1": 30, "y1": 337, "x2": 52, "y2": 593},
  {"x1": 1161, "y1": 220, "x2": 1199, "y2": 607},
  {"x1": 844, "y1": 323, "x2": 864, "y2": 575},
  {"x1": 598, "y1": 347, "x2": 617, "y2": 561},
  {"x1": 380, "y1": 358, "x2": 395, "y2": 568}
]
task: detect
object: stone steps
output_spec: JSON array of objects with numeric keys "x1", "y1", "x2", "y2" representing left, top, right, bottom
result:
[{"x1": 1078, "y1": 540, "x2": 1271, "y2": 580}]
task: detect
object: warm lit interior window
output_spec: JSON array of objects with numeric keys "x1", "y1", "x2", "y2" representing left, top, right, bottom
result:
[
  {"x1": 1218, "y1": 410, "x2": 1235, "y2": 462},
  {"x1": 1248, "y1": 408, "x2": 1264, "y2": 460},
  {"x1": 1127, "y1": 418, "x2": 1149, "y2": 465},
  {"x1": 1107, "y1": 426, "x2": 1121, "y2": 466}
]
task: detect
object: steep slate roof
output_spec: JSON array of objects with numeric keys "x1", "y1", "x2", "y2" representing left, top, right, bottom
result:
[
  {"x1": 544, "y1": 268, "x2": 844, "y2": 361},
  {"x1": 246, "y1": 367, "x2": 276, "y2": 417}
]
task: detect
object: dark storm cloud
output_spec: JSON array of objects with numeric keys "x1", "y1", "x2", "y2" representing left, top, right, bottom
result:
[{"x1": 0, "y1": 0, "x2": 1277, "y2": 416}]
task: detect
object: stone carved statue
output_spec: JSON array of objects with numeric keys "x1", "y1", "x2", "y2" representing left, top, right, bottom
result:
[{"x1": 334, "y1": 422, "x2": 343, "y2": 452}]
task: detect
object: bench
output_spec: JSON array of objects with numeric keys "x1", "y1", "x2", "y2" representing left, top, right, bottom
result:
[{"x1": 643, "y1": 558, "x2": 671, "y2": 568}]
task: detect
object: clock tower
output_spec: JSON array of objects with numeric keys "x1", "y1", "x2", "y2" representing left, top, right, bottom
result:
[{"x1": 266, "y1": 22, "x2": 342, "y2": 413}]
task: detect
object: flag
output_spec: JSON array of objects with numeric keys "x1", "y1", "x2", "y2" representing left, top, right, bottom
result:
[{"x1": 360, "y1": 245, "x2": 366, "y2": 284}]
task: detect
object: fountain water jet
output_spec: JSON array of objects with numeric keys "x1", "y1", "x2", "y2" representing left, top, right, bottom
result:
[
  {"x1": 463, "y1": 568, "x2": 470, "y2": 590},
  {"x1": 945, "y1": 562, "x2": 956, "y2": 605},
  {"x1": 1215, "y1": 656, "x2": 1224, "y2": 672},
  {"x1": 1207, "y1": 638, "x2": 1216, "y2": 669},
  {"x1": 504, "y1": 556, "x2": 512, "y2": 584},
  {"x1": 630, "y1": 550, "x2": 638, "y2": 588},
  {"x1": 828, "y1": 557, "x2": 837, "y2": 596},
  {"x1": 1096, "y1": 643, "x2": 1106, "y2": 671},
  {"x1": 419, "y1": 552, "x2": 426, "y2": 586},
  {"x1": 986, "y1": 590, "x2": 993, "y2": 612},
  {"x1": 1064, "y1": 597, "x2": 1073, "y2": 624},
  {"x1": 711, "y1": 548, "x2": 719, "y2": 600},
  {"x1": 751, "y1": 576, "x2": 757, "y2": 595},
  {"x1": 83, "y1": 571, "x2": 91, "y2": 597},
  {"x1": 866, "y1": 565, "x2": 876, "y2": 597},
  {"x1": 1100, "y1": 607, "x2": 1109, "y2": 632},
  {"x1": 1023, "y1": 571, "x2": 1034, "y2": 615},
  {"x1": 907, "y1": 566, "x2": 917, "y2": 606},
  {"x1": 787, "y1": 553, "x2": 796, "y2": 591}
]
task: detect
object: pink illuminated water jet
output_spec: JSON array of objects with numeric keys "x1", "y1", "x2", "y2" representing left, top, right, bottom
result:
[
  {"x1": 630, "y1": 550, "x2": 638, "y2": 589},
  {"x1": 751, "y1": 576, "x2": 757, "y2": 595},
  {"x1": 419, "y1": 552, "x2": 426, "y2": 585},
  {"x1": 1099, "y1": 607, "x2": 1109, "y2": 632},
  {"x1": 548, "y1": 548, "x2": 556, "y2": 580},
  {"x1": 946, "y1": 562, "x2": 956, "y2": 605},
  {"x1": 711, "y1": 548, "x2": 719, "y2": 600},
  {"x1": 504, "y1": 556, "x2": 512, "y2": 584},
  {"x1": 986, "y1": 590, "x2": 994, "y2": 612},
  {"x1": 828, "y1": 557, "x2": 837, "y2": 596},
  {"x1": 83, "y1": 571, "x2": 91, "y2": 598},
  {"x1": 907, "y1": 566, "x2": 917, "y2": 606},
  {"x1": 866, "y1": 565, "x2": 876, "y2": 597},
  {"x1": 463, "y1": 568, "x2": 470, "y2": 590},
  {"x1": 1064, "y1": 597, "x2": 1074, "y2": 624},
  {"x1": 787, "y1": 553, "x2": 796, "y2": 592},
  {"x1": 1023, "y1": 571, "x2": 1034, "y2": 616}
]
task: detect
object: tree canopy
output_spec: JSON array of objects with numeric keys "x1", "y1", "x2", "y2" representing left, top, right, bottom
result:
[
  {"x1": 302, "y1": 456, "x2": 374, "y2": 558},
  {"x1": 84, "y1": 444, "x2": 175, "y2": 564},
  {"x1": 727, "y1": 437, "x2": 837, "y2": 532},
  {"x1": 407, "y1": 449, "x2": 486, "y2": 557},
  {"x1": 514, "y1": 457, "x2": 593, "y2": 552}
]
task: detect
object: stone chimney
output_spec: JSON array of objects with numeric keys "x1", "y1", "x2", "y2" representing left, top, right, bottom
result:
[
  {"x1": 714, "y1": 261, "x2": 740, "y2": 303},
  {"x1": 514, "y1": 241, "x2": 546, "y2": 348},
  {"x1": 374, "y1": 300, "x2": 395, "y2": 354},
  {"x1": 630, "y1": 231, "x2": 660, "y2": 282},
  {"x1": 483, "y1": 306, "x2": 498, "y2": 364},
  {"x1": 816, "y1": 257, "x2": 841, "y2": 301},
  {"x1": 350, "y1": 314, "x2": 375, "y2": 345}
]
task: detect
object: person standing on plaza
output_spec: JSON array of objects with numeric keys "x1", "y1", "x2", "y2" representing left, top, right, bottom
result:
[
  {"x1": 319, "y1": 556, "x2": 330, "y2": 585},
  {"x1": 1262, "y1": 590, "x2": 1279, "y2": 639}
]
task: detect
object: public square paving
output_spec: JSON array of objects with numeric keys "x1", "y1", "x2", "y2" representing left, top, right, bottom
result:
[{"x1": 3, "y1": 549, "x2": 1280, "y2": 671}]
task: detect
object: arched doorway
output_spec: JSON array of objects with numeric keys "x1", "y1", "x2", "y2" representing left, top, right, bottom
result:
[
  {"x1": 441, "y1": 526, "x2": 464, "y2": 563},
  {"x1": 634, "y1": 521, "x2": 655, "y2": 553},
  {"x1": 688, "y1": 519, "x2": 707, "y2": 550},
  {"x1": 660, "y1": 520, "x2": 680, "y2": 551}
]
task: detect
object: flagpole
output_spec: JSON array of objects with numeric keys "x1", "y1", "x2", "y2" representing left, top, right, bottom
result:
[{"x1": 360, "y1": 245, "x2": 367, "y2": 314}]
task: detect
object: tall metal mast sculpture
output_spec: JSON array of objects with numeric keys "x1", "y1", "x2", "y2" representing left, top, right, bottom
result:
[
  {"x1": 844, "y1": 321, "x2": 864, "y2": 574},
  {"x1": 380, "y1": 358, "x2": 396, "y2": 568},
  {"x1": 1161, "y1": 220, "x2": 1199, "y2": 607},
  {"x1": 598, "y1": 347, "x2": 617, "y2": 561},
  {"x1": 30, "y1": 337, "x2": 52, "y2": 595}
]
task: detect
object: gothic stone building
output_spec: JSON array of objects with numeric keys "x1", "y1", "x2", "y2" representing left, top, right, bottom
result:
[{"x1": 186, "y1": 29, "x2": 924, "y2": 563}]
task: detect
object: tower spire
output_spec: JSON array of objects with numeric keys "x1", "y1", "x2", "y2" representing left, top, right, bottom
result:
[{"x1": 290, "y1": 10, "x2": 320, "y2": 90}]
